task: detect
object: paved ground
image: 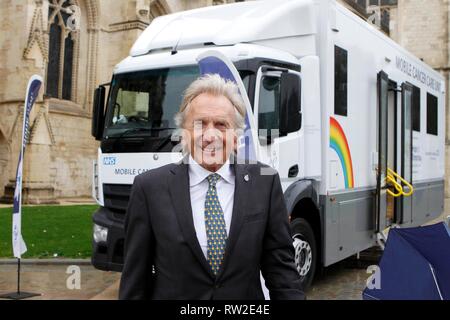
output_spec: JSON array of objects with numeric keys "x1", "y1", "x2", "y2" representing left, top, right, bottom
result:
[
  {"x1": 0, "y1": 253, "x2": 377, "y2": 300},
  {"x1": 0, "y1": 263, "x2": 120, "y2": 300},
  {"x1": 307, "y1": 251, "x2": 380, "y2": 300},
  {"x1": 0, "y1": 207, "x2": 447, "y2": 300}
]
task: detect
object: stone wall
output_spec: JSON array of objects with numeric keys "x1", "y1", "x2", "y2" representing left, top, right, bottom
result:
[
  {"x1": 390, "y1": 0, "x2": 450, "y2": 197},
  {"x1": 1, "y1": 0, "x2": 449, "y2": 203},
  {"x1": 0, "y1": 0, "x2": 215, "y2": 203}
]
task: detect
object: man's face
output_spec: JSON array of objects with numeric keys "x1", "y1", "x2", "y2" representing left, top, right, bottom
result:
[{"x1": 183, "y1": 93, "x2": 237, "y2": 172}]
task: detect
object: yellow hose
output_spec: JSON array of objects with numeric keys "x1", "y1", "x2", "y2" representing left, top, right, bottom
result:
[
  {"x1": 386, "y1": 168, "x2": 414, "y2": 197},
  {"x1": 386, "y1": 174, "x2": 403, "y2": 197}
]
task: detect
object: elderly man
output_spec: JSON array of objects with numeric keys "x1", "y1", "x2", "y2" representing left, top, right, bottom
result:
[{"x1": 119, "y1": 74, "x2": 304, "y2": 300}]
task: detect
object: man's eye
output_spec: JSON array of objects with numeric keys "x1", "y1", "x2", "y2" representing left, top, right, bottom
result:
[{"x1": 215, "y1": 122, "x2": 227, "y2": 129}]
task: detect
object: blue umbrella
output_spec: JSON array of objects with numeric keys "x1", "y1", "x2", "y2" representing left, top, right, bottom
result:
[{"x1": 363, "y1": 222, "x2": 450, "y2": 300}]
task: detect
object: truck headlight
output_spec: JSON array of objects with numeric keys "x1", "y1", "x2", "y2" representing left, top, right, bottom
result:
[{"x1": 93, "y1": 224, "x2": 108, "y2": 243}]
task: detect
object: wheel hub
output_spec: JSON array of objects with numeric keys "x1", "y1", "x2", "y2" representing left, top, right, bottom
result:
[{"x1": 293, "y1": 235, "x2": 312, "y2": 277}]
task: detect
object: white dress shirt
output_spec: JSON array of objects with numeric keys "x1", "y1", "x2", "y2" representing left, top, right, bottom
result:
[{"x1": 188, "y1": 155, "x2": 235, "y2": 259}]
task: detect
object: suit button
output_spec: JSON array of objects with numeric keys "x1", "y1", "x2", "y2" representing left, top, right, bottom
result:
[{"x1": 215, "y1": 284, "x2": 221, "y2": 289}]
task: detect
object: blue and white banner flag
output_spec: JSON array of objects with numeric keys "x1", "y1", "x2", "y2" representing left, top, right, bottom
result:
[
  {"x1": 197, "y1": 51, "x2": 257, "y2": 162},
  {"x1": 12, "y1": 75, "x2": 43, "y2": 258}
]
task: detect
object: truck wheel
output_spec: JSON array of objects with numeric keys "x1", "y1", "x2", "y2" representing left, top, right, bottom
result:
[{"x1": 291, "y1": 218, "x2": 317, "y2": 291}]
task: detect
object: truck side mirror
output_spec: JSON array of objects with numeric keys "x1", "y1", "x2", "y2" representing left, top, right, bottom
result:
[
  {"x1": 92, "y1": 86, "x2": 106, "y2": 140},
  {"x1": 279, "y1": 73, "x2": 301, "y2": 136}
]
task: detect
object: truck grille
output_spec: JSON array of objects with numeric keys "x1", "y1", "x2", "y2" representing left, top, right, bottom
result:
[{"x1": 103, "y1": 184, "x2": 132, "y2": 217}]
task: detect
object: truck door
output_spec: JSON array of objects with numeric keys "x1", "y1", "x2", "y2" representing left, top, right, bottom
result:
[
  {"x1": 377, "y1": 71, "x2": 415, "y2": 233},
  {"x1": 254, "y1": 66, "x2": 303, "y2": 186},
  {"x1": 386, "y1": 79, "x2": 397, "y2": 225},
  {"x1": 400, "y1": 82, "x2": 413, "y2": 224},
  {"x1": 376, "y1": 71, "x2": 390, "y2": 232}
]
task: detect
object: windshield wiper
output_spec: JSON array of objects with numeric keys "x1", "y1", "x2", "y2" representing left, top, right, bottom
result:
[
  {"x1": 109, "y1": 127, "x2": 176, "y2": 138},
  {"x1": 153, "y1": 133, "x2": 180, "y2": 152},
  {"x1": 109, "y1": 127, "x2": 176, "y2": 149}
]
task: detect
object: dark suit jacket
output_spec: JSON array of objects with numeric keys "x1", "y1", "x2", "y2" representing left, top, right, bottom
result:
[{"x1": 119, "y1": 159, "x2": 305, "y2": 300}]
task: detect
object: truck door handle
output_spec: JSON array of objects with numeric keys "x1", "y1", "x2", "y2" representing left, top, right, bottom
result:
[{"x1": 288, "y1": 165, "x2": 299, "y2": 178}]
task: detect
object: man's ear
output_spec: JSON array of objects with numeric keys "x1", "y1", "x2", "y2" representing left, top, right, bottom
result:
[
  {"x1": 180, "y1": 128, "x2": 191, "y2": 154},
  {"x1": 232, "y1": 131, "x2": 239, "y2": 153}
]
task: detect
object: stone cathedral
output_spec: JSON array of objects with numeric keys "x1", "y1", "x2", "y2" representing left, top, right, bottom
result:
[
  {"x1": 0, "y1": 0, "x2": 236, "y2": 204},
  {"x1": 1, "y1": 0, "x2": 449, "y2": 204}
]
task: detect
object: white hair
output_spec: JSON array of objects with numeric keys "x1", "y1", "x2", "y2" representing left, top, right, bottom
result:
[
  {"x1": 172, "y1": 74, "x2": 247, "y2": 155},
  {"x1": 174, "y1": 73, "x2": 246, "y2": 130}
]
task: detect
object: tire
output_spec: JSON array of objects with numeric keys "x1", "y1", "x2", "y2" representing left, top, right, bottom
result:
[{"x1": 290, "y1": 218, "x2": 317, "y2": 291}]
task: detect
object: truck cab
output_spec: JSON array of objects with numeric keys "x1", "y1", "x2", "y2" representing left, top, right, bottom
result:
[
  {"x1": 91, "y1": 0, "x2": 322, "y2": 290},
  {"x1": 91, "y1": 40, "x2": 320, "y2": 278}
]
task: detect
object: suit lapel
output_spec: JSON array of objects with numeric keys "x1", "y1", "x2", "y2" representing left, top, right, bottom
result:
[
  {"x1": 217, "y1": 163, "x2": 251, "y2": 280},
  {"x1": 168, "y1": 162, "x2": 215, "y2": 279},
  {"x1": 168, "y1": 158, "x2": 252, "y2": 281}
]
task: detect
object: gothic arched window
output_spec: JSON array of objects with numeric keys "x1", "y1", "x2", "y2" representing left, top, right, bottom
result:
[{"x1": 46, "y1": 0, "x2": 79, "y2": 101}]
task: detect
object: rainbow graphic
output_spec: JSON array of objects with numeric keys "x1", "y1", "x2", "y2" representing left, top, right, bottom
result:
[{"x1": 330, "y1": 117, "x2": 354, "y2": 189}]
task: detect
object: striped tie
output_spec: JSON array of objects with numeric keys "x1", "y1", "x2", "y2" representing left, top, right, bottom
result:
[{"x1": 204, "y1": 173, "x2": 227, "y2": 275}]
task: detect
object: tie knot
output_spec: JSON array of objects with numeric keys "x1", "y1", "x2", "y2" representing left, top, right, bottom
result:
[{"x1": 207, "y1": 173, "x2": 220, "y2": 187}]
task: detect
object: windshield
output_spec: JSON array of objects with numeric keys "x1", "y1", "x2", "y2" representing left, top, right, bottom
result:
[
  {"x1": 102, "y1": 64, "x2": 252, "y2": 153},
  {"x1": 104, "y1": 65, "x2": 200, "y2": 141}
]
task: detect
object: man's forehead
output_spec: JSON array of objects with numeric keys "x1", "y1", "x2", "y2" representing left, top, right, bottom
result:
[
  {"x1": 190, "y1": 93, "x2": 233, "y2": 108},
  {"x1": 191, "y1": 115, "x2": 232, "y2": 123},
  {"x1": 188, "y1": 95, "x2": 234, "y2": 117}
]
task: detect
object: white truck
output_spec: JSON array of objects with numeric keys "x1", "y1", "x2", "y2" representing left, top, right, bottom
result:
[{"x1": 90, "y1": 0, "x2": 446, "y2": 290}]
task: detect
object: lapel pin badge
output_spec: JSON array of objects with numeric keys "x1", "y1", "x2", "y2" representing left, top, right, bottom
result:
[{"x1": 244, "y1": 174, "x2": 249, "y2": 182}]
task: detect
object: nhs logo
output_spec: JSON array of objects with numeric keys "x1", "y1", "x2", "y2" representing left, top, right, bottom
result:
[{"x1": 103, "y1": 157, "x2": 116, "y2": 166}]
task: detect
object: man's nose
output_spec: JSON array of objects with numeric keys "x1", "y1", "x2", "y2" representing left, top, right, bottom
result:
[
  {"x1": 203, "y1": 125, "x2": 220, "y2": 142},
  {"x1": 205, "y1": 121, "x2": 216, "y2": 131}
]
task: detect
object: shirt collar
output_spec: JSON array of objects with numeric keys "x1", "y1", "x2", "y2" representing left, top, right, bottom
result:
[{"x1": 188, "y1": 154, "x2": 234, "y2": 187}]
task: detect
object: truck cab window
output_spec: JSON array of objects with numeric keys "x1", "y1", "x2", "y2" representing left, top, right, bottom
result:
[
  {"x1": 113, "y1": 90, "x2": 151, "y2": 125},
  {"x1": 105, "y1": 66, "x2": 199, "y2": 138},
  {"x1": 239, "y1": 71, "x2": 251, "y2": 93},
  {"x1": 258, "y1": 75, "x2": 281, "y2": 138}
]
